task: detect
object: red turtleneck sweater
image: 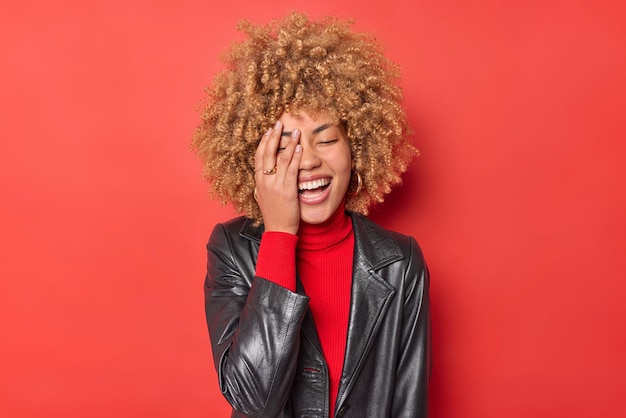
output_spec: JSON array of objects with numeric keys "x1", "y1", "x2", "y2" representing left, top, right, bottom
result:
[{"x1": 255, "y1": 204, "x2": 354, "y2": 416}]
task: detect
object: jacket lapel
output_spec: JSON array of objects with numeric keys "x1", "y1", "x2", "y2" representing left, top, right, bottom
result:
[
  {"x1": 296, "y1": 274, "x2": 324, "y2": 352},
  {"x1": 335, "y1": 214, "x2": 403, "y2": 408}
]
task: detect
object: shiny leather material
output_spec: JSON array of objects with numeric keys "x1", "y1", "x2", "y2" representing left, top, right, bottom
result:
[{"x1": 205, "y1": 213, "x2": 431, "y2": 418}]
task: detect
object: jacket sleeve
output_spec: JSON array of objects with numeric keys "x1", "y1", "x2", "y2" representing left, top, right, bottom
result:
[
  {"x1": 391, "y1": 236, "x2": 432, "y2": 418},
  {"x1": 204, "y1": 222, "x2": 310, "y2": 417}
]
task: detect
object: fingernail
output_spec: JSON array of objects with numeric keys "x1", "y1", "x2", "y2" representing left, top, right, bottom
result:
[
  {"x1": 292, "y1": 128, "x2": 299, "y2": 138},
  {"x1": 274, "y1": 121, "x2": 282, "y2": 129},
  {"x1": 295, "y1": 144, "x2": 302, "y2": 153},
  {"x1": 265, "y1": 127, "x2": 272, "y2": 136}
]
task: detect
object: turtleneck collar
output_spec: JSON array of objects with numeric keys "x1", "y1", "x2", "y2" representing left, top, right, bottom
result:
[{"x1": 297, "y1": 201, "x2": 353, "y2": 252}]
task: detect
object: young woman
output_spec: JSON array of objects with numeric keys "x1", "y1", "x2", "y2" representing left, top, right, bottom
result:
[{"x1": 192, "y1": 12, "x2": 431, "y2": 418}]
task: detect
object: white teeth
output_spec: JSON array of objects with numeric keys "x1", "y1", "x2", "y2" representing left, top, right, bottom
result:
[{"x1": 298, "y1": 178, "x2": 330, "y2": 191}]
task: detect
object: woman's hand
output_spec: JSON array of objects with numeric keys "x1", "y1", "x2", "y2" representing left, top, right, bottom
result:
[{"x1": 254, "y1": 121, "x2": 302, "y2": 235}]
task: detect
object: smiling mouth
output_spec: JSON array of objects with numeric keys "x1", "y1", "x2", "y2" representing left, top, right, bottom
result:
[{"x1": 298, "y1": 178, "x2": 331, "y2": 197}]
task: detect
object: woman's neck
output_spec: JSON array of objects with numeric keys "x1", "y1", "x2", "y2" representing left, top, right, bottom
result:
[{"x1": 297, "y1": 202, "x2": 352, "y2": 251}]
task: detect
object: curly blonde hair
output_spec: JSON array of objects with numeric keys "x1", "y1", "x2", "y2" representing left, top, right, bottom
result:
[{"x1": 192, "y1": 12, "x2": 417, "y2": 223}]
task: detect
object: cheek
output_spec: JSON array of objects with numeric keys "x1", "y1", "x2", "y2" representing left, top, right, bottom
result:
[
  {"x1": 326, "y1": 140, "x2": 353, "y2": 181},
  {"x1": 337, "y1": 158, "x2": 353, "y2": 190},
  {"x1": 339, "y1": 143, "x2": 353, "y2": 174},
  {"x1": 333, "y1": 155, "x2": 352, "y2": 180}
]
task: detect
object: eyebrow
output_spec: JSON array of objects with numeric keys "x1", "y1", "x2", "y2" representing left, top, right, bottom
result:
[{"x1": 281, "y1": 123, "x2": 334, "y2": 137}]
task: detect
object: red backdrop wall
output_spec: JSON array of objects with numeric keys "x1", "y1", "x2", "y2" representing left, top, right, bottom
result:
[{"x1": 1, "y1": 1, "x2": 625, "y2": 417}]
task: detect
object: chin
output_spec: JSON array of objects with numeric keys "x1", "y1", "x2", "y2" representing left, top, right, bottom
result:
[{"x1": 300, "y1": 208, "x2": 333, "y2": 225}]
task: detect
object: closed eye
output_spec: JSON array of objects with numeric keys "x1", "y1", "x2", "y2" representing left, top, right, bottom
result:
[{"x1": 277, "y1": 141, "x2": 290, "y2": 153}]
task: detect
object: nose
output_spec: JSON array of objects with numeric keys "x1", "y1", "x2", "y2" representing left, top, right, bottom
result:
[{"x1": 298, "y1": 142, "x2": 321, "y2": 171}]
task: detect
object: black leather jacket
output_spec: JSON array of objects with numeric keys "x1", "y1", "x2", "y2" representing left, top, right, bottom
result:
[{"x1": 204, "y1": 212, "x2": 431, "y2": 418}]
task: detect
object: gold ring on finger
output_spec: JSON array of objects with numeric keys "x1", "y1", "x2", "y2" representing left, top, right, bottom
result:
[{"x1": 262, "y1": 166, "x2": 277, "y2": 175}]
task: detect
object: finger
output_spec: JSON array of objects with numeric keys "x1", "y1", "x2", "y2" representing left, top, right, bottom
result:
[
  {"x1": 286, "y1": 142, "x2": 302, "y2": 188},
  {"x1": 276, "y1": 128, "x2": 299, "y2": 178},
  {"x1": 254, "y1": 127, "x2": 272, "y2": 172},
  {"x1": 263, "y1": 121, "x2": 282, "y2": 172}
]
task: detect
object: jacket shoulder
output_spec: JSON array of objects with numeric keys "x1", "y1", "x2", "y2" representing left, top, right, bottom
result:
[
  {"x1": 208, "y1": 216, "x2": 263, "y2": 246},
  {"x1": 351, "y1": 213, "x2": 425, "y2": 264}
]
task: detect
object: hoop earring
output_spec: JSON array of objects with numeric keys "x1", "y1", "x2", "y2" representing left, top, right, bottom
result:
[{"x1": 347, "y1": 171, "x2": 363, "y2": 197}]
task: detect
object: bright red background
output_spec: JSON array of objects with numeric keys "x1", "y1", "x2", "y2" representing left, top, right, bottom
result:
[{"x1": 1, "y1": 1, "x2": 625, "y2": 417}]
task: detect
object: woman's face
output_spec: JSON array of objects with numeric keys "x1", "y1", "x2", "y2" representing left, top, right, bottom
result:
[{"x1": 278, "y1": 110, "x2": 352, "y2": 225}]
